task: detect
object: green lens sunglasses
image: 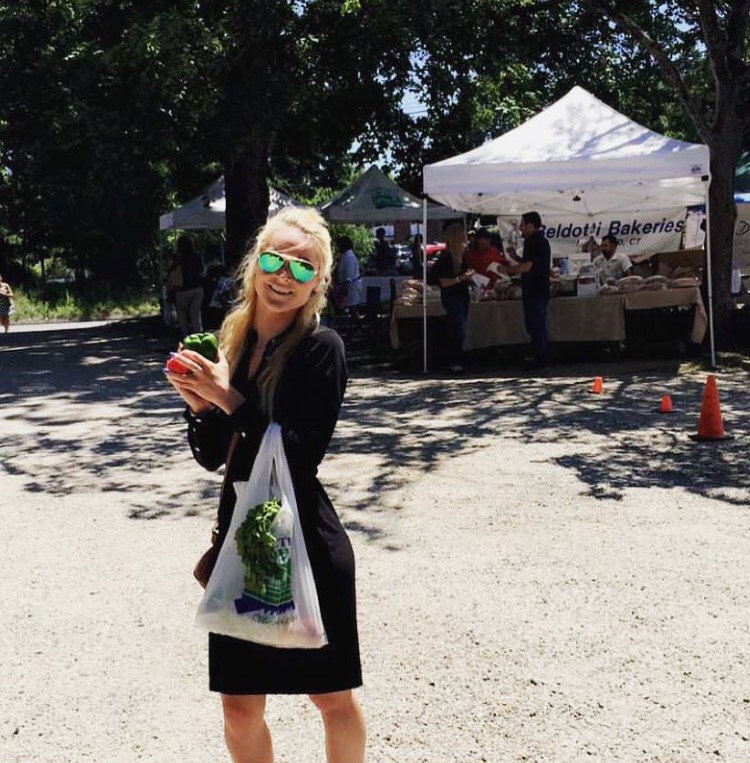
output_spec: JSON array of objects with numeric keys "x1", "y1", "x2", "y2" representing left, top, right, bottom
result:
[{"x1": 257, "y1": 251, "x2": 317, "y2": 284}]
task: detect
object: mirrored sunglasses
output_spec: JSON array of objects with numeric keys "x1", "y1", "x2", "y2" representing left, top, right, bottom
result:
[{"x1": 257, "y1": 251, "x2": 317, "y2": 284}]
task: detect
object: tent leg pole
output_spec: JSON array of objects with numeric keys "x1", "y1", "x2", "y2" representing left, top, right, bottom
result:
[
  {"x1": 704, "y1": 175, "x2": 717, "y2": 369},
  {"x1": 422, "y1": 198, "x2": 428, "y2": 374}
]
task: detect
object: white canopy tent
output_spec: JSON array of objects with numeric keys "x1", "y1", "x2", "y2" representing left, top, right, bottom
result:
[
  {"x1": 423, "y1": 85, "x2": 715, "y2": 366},
  {"x1": 159, "y1": 176, "x2": 303, "y2": 231},
  {"x1": 320, "y1": 165, "x2": 458, "y2": 222},
  {"x1": 423, "y1": 86, "x2": 709, "y2": 217}
]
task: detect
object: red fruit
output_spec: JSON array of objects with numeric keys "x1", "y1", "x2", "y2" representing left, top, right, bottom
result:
[{"x1": 166, "y1": 356, "x2": 190, "y2": 374}]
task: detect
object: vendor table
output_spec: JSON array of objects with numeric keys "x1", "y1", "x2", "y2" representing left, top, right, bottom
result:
[
  {"x1": 359, "y1": 276, "x2": 409, "y2": 304},
  {"x1": 390, "y1": 287, "x2": 706, "y2": 350}
]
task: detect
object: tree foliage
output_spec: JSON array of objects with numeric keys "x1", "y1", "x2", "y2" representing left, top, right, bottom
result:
[
  {"x1": 383, "y1": 0, "x2": 748, "y2": 342},
  {"x1": 1, "y1": 0, "x2": 746, "y2": 349},
  {"x1": 579, "y1": 0, "x2": 750, "y2": 342},
  {"x1": 392, "y1": 0, "x2": 700, "y2": 190}
]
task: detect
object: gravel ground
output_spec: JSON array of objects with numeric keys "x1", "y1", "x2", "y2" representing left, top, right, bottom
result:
[{"x1": 1, "y1": 319, "x2": 749, "y2": 763}]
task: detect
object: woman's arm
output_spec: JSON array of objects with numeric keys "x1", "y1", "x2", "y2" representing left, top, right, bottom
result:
[
  {"x1": 166, "y1": 348, "x2": 245, "y2": 416},
  {"x1": 439, "y1": 271, "x2": 473, "y2": 288},
  {"x1": 184, "y1": 407, "x2": 233, "y2": 472},
  {"x1": 276, "y1": 331, "x2": 347, "y2": 479},
  {"x1": 167, "y1": 348, "x2": 256, "y2": 471},
  {"x1": 184, "y1": 383, "x2": 267, "y2": 472},
  {"x1": 432, "y1": 252, "x2": 474, "y2": 288}
]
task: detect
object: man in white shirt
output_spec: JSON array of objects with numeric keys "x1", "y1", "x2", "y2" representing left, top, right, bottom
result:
[
  {"x1": 335, "y1": 236, "x2": 363, "y2": 310},
  {"x1": 593, "y1": 234, "x2": 632, "y2": 284}
]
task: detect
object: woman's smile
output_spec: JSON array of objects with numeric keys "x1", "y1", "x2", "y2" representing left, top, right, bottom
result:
[{"x1": 268, "y1": 282, "x2": 293, "y2": 296}]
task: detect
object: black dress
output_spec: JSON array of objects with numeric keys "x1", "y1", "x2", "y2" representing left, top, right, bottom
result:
[
  {"x1": 429, "y1": 251, "x2": 471, "y2": 366},
  {"x1": 185, "y1": 326, "x2": 362, "y2": 695}
]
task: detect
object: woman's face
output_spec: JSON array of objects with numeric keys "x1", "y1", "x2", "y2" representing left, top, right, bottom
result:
[{"x1": 254, "y1": 226, "x2": 321, "y2": 318}]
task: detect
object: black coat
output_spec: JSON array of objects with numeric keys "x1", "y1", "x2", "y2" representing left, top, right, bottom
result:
[{"x1": 185, "y1": 326, "x2": 362, "y2": 694}]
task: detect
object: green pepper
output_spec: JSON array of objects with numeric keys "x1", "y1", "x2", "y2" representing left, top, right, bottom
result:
[{"x1": 182, "y1": 332, "x2": 219, "y2": 361}]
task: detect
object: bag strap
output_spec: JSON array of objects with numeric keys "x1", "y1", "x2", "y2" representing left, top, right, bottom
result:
[
  {"x1": 211, "y1": 431, "x2": 241, "y2": 540},
  {"x1": 222, "y1": 432, "x2": 243, "y2": 493},
  {"x1": 225, "y1": 431, "x2": 241, "y2": 466}
]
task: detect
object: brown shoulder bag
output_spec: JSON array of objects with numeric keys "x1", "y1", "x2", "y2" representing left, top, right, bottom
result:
[{"x1": 193, "y1": 433, "x2": 240, "y2": 588}]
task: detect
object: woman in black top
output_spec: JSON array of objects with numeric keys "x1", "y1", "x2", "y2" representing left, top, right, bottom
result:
[
  {"x1": 174, "y1": 234, "x2": 205, "y2": 336},
  {"x1": 165, "y1": 207, "x2": 365, "y2": 763},
  {"x1": 429, "y1": 221, "x2": 475, "y2": 372}
]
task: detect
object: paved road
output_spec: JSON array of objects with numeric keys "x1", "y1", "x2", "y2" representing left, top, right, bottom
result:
[
  {"x1": 7, "y1": 319, "x2": 112, "y2": 333},
  {"x1": 1, "y1": 319, "x2": 749, "y2": 763}
]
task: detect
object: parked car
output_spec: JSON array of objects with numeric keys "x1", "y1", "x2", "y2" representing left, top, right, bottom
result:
[
  {"x1": 422, "y1": 242, "x2": 446, "y2": 272},
  {"x1": 424, "y1": 242, "x2": 446, "y2": 257},
  {"x1": 394, "y1": 244, "x2": 414, "y2": 274}
]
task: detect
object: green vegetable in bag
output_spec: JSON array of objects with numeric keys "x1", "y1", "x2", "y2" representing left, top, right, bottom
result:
[
  {"x1": 235, "y1": 498, "x2": 283, "y2": 596},
  {"x1": 182, "y1": 332, "x2": 219, "y2": 361}
]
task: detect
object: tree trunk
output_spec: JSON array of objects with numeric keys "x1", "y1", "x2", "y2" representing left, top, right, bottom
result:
[
  {"x1": 706, "y1": 142, "x2": 739, "y2": 347},
  {"x1": 705, "y1": 76, "x2": 743, "y2": 348},
  {"x1": 224, "y1": 134, "x2": 271, "y2": 270}
]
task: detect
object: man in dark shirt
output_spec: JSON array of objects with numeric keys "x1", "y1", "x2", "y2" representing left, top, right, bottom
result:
[
  {"x1": 373, "y1": 227, "x2": 395, "y2": 274},
  {"x1": 505, "y1": 211, "x2": 551, "y2": 367}
]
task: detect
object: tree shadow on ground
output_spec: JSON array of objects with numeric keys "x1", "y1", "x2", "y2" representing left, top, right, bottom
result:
[
  {"x1": 0, "y1": 318, "x2": 218, "y2": 520},
  {"x1": 334, "y1": 350, "x2": 750, "y2": 511},
  {"x1": 1, "y1": 319, "x2": 747, "y2": 540}
]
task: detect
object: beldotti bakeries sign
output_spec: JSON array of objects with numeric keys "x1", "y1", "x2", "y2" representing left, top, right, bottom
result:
[{"x1": 498, "y1": 208, "x2": 687, "y2": 258}]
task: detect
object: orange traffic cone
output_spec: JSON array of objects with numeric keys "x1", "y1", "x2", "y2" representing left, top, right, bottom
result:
[
  {"x1": 589, "y1": 376, "x2": 603, "y2": 394},
  {"x1": 658, "y1": 394, "x2": 674, "y2": 413},
  {"x1": 690, "y1": 375, "x2": 732, "y2": 441}
]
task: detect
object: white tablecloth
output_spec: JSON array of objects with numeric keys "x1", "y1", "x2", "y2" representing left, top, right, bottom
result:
[{"x1": 390, "y1": 288, "x2": 706, "y2": 349}]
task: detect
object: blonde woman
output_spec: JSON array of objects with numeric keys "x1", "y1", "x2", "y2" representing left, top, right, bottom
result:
[
  {"x1": 166, "y1": 207, "x2": 365, "y2": 763},
  {"x1": 429, "y1": 221, "x2": 474, "y2": 373}
]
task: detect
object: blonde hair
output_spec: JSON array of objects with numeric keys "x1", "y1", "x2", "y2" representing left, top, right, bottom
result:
[
  {"x1": 219, "y1": 207, "x2": 334, "y2": 415},
  {"x1": 444, "y1": 222, "x2": 466, "y2": 265}
]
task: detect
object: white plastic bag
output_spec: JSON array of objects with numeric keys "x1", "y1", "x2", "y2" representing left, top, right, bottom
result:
[{"x1": 195, "y1": 423, "x2": 327, "y2": 649}]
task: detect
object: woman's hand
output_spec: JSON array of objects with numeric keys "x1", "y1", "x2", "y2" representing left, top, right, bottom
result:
[
  {"x1": 165, "y1": 375, "x2": 211, "y2": 414},
  {"x1": 164, "y1": 348, "x2": 212, "y2": 413},
  {"x1": 164, "y1": 348, "x2": 245, "y2": 415}
]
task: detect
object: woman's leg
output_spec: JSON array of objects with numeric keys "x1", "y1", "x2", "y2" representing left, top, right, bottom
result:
[
  {"x1": 221, "y1": 694, "x2": 273, "y2": 763},
  {"x1": 442, "y1": 293, "x2": 468, "y2": 368},
  {"x1": 0, "y1": 315, "x2": 8, "y2": 332},
  {"x1": 174, "y1": 290, "x2": 190, "y2": 336},
  {"x1": 309, "y1": 690, "x2": 366, "y2": 763},
  {"x1": 188, "y1": 287, "x2": 204, "y2": 333}
]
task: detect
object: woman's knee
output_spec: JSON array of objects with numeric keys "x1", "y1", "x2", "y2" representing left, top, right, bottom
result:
[
  {"x1": 308, "y1": 690, "x2": 355, "y2": 717},
  {"x1": 221, "y1": 694, "x2": 267, "y2": 730}
]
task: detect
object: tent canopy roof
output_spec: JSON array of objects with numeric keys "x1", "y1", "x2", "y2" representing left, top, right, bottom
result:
[
  {"x1": 423, "y1": 86, "x2": 710, "y2": 216},
  {"x1": 320, "y1": 165, "x2": 458, "y2": 222},
  {"x1": 159, "y1": 177, "x2": 302, "y2": 230}
]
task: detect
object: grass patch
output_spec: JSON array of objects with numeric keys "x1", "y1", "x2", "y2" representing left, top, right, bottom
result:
[{"x1": 11, "y1": 284, "x2": 160, "y2": 323}]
